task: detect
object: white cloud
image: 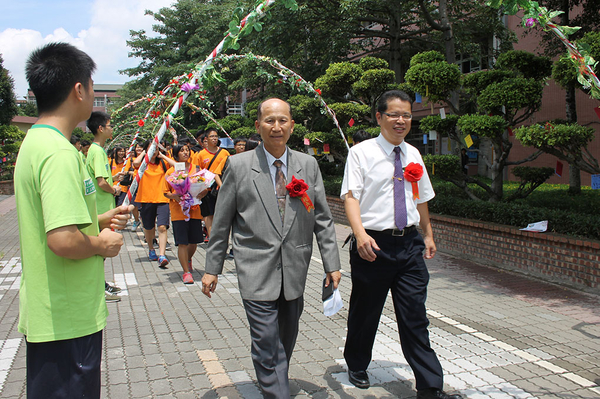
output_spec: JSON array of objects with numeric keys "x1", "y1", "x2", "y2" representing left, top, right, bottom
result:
[{"x1": 0, "y1": 0, "x2": 174, "y2": 99}]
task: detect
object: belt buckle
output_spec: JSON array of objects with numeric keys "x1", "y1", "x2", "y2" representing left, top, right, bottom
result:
[{"x1": 392, "y1": 228, "x2": 405, "y2": 237}]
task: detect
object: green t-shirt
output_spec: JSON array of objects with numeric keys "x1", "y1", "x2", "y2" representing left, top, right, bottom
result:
[
  {"x1": 86, "y1": 142, "x2": 114, "y2": 215},
  {"x1": 15, "y1": 125, "x2": 108, "y2": 343}
]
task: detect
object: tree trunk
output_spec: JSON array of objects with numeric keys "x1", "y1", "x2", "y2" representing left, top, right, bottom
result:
[
  {"x1": 568, "y1": 164, "x2": 581, "y2": 194},
  {"x1": 389, "y1": 34, "x2": 403, "y2": 83},
  {"x1": 490, "y1": 146, "x2": 504, "y2": 202},
  {"x1": 566, "y1": 83, "x2": 581, "y2": 193}
]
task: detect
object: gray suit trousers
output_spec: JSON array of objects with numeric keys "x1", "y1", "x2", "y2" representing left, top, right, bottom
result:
[{"x1": 243, "y1": 295, "x2": 304, "y2": 399}]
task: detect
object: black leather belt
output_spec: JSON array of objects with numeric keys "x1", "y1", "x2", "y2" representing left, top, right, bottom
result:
[{"x1": 366, "y1": 225, "x2": 417, "y2": 237}]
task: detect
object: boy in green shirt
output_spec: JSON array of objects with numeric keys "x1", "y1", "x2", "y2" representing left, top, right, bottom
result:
[
  {"x1": 86, "y1": 111, "x2": 123, "y2": 215},
  {"x1": 14, "y1": 42, "x2": 132, "y2": 399}
]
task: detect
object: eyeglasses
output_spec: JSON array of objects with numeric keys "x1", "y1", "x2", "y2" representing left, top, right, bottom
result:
[{"x1": 381, "y1": 112, "x2": 412, "y2": 120}]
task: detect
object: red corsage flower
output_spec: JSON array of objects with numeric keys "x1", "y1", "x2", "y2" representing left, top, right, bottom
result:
[
  {"x1": 137, "y1": 120, "x2": 145, "y2": 127},
  {"x1": 403, "y1": 162, "x2": 423, "y2": 199},
  {"x1": 286, "y1": 176, "x2": 314, "y2": 212}
]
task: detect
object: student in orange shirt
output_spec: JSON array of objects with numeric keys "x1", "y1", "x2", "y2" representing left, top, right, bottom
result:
[
  {"x1": 133, "y1": 140, "x2": 176, "y2": 267},
  {"x1": 110, "y1": 146, "x2": 128, "y2": 207},
  {"x1": 191, "y1": 128, "x2": 229, "y2": 239},
  {"x1": 127, "y1": 143, "x2": 144, "y2": 230},
  {"x1": 163, "y1": 144, "x2": 208, "y2": 284}
]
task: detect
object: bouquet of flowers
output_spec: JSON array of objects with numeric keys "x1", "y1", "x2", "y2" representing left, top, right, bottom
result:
[
  {"x1": 188, "y1": 169, "x2": 216, "y2": 205},
  {"x1": 166, "y1": 170, "x2": 194, "y2": 221}
]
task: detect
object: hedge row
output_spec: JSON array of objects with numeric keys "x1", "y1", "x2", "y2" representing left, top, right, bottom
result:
[
  {"x1": 321, "y1": 173, "x2": 600, "y2": 240},
  {"x1": 429, "y1": 195, "x2": 600, "y2": 240}
]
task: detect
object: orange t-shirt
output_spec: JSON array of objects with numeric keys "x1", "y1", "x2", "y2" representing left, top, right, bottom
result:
[
  {"x1": 110, "y1": 158, "x2": 129, "y2": 192},
  {"x1": 191, "y1": 148, "x2": 229, "y2": 175},
  {"x1": 164, "y1": 165, "x2": 202, "y2": 221},
  {"x1": 135, "y1": 161, "x2": 170, "y2": 203}
]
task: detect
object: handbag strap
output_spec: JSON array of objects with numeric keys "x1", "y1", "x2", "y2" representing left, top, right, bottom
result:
[{"x1": 206, "y1": 148, "x2": 222, "y2": 171}]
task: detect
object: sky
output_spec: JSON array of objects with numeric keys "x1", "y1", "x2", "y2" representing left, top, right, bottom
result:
[{"x1": 0, "y1": 0, "x2": 175, "y2": 99}]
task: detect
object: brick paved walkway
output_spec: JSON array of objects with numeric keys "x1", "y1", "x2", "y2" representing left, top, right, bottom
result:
[{"x1": 0, "y1": 195, "x2": 599, "y2": 398}]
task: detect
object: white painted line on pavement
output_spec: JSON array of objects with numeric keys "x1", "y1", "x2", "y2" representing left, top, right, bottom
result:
[
  {"x1": 0, "y1": 338, "x2": 22, "y2": 393},
  {"x1": 0, "y1": 258, "x2": 19, "y2": 274},
  {"x1": 513, "y1": 349, "x2": 540, "y2": 362},
  {"x1": 113, "y1": 273, "x2": 137, "y2": 297},
  {"x1": 535, "y1": 360, "x2": 567, "y2": 374},
  {"x1": 562, "y1": 372, "x2": 595, "y2": 387}
]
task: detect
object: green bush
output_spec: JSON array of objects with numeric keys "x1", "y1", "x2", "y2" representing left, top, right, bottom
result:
[
  {"x1": 404, "y1": 61, "x2": 461, "y2": 103},
  {"x1": 409, "y1": 50, "x2": 445, "y2": 67},
  {"x1": 429, "y1": 179, "x2": 600, "y2": 239},
  {"x1": 322, "y1": 175, "x2": 343, "y2": 197},
  {"x1": 429, "y1": 194, "x2": 600, "y2": 240}
]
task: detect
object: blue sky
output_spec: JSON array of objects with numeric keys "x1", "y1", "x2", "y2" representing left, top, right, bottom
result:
[
  {"x1": 0, "y1": 1, "x2": 92, "y2": 36},
  {"x1": 0, "y1": 0, "x2": 174, "y2": 99}
]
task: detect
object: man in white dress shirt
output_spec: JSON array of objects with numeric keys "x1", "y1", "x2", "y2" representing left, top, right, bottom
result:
[{"x1": 341, "y1": 90, "x2": 461, "y2": 399}]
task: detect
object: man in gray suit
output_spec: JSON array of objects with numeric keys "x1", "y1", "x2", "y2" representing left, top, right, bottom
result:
[{"x1": 201, "y1": 98, "x2": 341, "y2": 398}]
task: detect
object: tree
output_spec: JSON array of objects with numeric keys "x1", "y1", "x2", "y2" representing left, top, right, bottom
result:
[
  {"x1": 406, "y1": 50, "x2": 552, "y2": 202},
  {"x1": 551, "y1": 31, "x2": 600, "y2": 193},
  {"x1": 515, "y1": 1, "x2": 600, "y2": 193},
  {"x1": 17, "y1": 102, "x2": 38, "y2": 117},
  {"x1": 0, "y1": 125, "x2": 25, "y2": 180},
  {"x1": 515, "y1": 123, "x2": 599, "y2": 175},
  {"x1": 123, "y1": 0, "x2": 512, "y2": 91},
  {"x1": 123, "y1": 0, "x2": 243, "y2": 91},
  {"x1": 0, "y1": 55, "x2": 18, "y2": 126}
]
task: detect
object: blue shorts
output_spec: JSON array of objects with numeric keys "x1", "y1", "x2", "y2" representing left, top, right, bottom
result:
[
  {"x1": 172, "y1": 219, "x2": 204, "y2": 246},
  {"x1": 27, "y1": 330, "x2": 102, "y2": 399},
  {"x1": 140, "y1": 203, "x2": 170, "y2": 230}
]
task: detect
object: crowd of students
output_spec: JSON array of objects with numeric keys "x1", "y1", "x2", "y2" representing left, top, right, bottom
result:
[{"x1": 70, "y1": 115, "x2": 261, "y2": 287}]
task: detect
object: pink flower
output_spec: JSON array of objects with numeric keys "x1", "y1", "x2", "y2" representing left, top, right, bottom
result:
[
  {"x1": 181, "y1": 83, "x2": 200, "y2": 92},
  {"x1": 525, "y1": 18, "x2": 537, "y2": 27}
]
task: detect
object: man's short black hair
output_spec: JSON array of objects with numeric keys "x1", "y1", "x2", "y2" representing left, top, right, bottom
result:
[
  {"x1": 352, "y1": 129, "x2": 371, "y2": 144},
  {"x1": 80, "y1": 139, "x2": 91, "y2": 147},
  {"x1": 25, "y1": 42, "x2": 96, "y2": 114},
  {"x1": 249, "y1": 134, "x2": 262, "y2": 143},
  {"x1": 178, "y1": 136, "x2": 192, "y2": 146},
  {"x1": 377, "y1": 90, "x2": 413, "y2": 114},
  {"x1": 256, "y1": 98, "x2": 292, "y2": 121},
  {"x1": 70, "y1": 135, "x2": 81, "y2": 145},
  {"x1": 87, "y1": 111, "x2": 110, "y2": 135},
  {"x1": 234, "y1": 137, "x2": 247, "y2": 145},
  {"x1": 204, "y1": 127, "x2": 219, "y2": 136}
]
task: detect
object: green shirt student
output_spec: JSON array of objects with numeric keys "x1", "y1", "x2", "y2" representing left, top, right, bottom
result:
[
  {"x1": 86, "y1": 142, "x2": 114, "y2": 215},
  {"x1": 15, "y1": 125, "x2": 108, "y2": 342}
]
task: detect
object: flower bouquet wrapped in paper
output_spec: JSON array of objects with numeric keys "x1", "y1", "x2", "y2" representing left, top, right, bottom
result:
[
  {"x1": 166, "y1": 170, "x2": 194, "y2": 221},
  {"x1": 188, "y1": 169, "x2": 216, "y2": 205}
]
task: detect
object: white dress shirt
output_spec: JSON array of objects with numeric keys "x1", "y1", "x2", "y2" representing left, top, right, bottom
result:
[
  {"x1": 341, "y1": 134, "x2": 435, "y2": 230},
  {"x1": 263, "y1": 146, "x2": 288, "y2": 194}
]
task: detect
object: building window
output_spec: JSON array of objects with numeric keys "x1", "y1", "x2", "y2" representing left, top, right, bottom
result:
[
  {"x1": 94, "y1": 97, "x2": 105, "y2": 107},
  {"x1": 227, "y1": 103, "x2": 244, "y2": 116},
  {"x1": 456, "y1": 53, "x2": 491, "y2": 74}
]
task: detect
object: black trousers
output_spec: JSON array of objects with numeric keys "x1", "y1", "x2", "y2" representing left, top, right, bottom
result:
[
  {"x1": 343, "y1": 229, "x2": 443, "y2": 390},
  {"x1": 26, "y1": 330, "x2": 103, "y2": 399},
  {"x1": 243, "y1": 295, "x2": 304, "y2": 399}
]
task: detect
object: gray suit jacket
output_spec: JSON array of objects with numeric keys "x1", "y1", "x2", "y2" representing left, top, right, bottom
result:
[{"x1": 205, "y1": 144, "x2": 341, "y2": 301}]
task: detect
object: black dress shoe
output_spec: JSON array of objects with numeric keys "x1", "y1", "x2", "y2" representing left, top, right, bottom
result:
[
  {"x1": 417, "y1": 388, "x2": 463, "y2": 399},
  {"x1": 348, "y1": 370, "x2": 370, "y2": 389}
]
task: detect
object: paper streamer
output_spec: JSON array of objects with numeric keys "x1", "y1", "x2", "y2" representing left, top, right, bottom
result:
[{"x1": 123, "y1": 0, "x2": 282, "y2": 207}]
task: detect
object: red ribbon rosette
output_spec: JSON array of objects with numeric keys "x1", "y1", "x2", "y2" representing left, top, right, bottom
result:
[
  {"x1": 286, "y1": 176, "x2": 314, "y2": 213},
  {"x1": 403, "y1": 162, "x2": 423, "y2": 200}
]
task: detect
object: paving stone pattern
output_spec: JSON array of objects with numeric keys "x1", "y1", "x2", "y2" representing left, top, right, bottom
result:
[{"x1": 0, "y1": 195, "x2": 599, "y2": 398}]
